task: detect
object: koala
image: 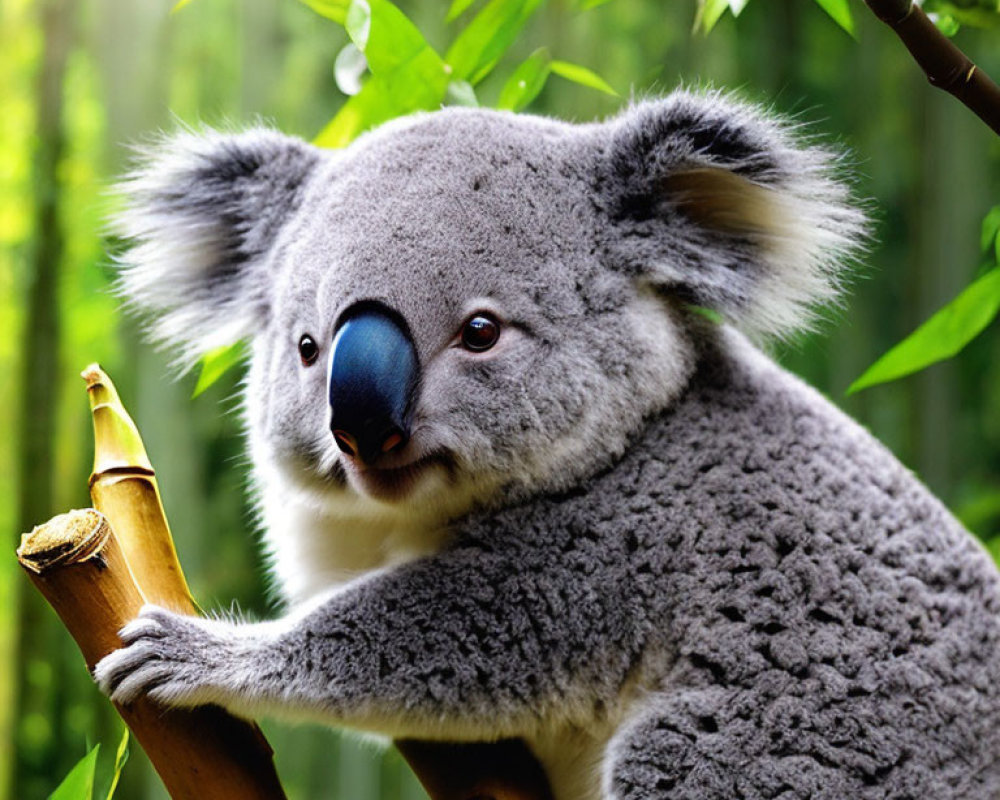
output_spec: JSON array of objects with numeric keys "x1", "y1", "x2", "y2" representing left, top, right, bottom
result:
[{"x1": 96, "y1": 90, "x2": 1000, "y2": 800}]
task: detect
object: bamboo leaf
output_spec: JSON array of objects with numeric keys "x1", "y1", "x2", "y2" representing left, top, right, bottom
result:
[
  {"x1": 296, "y1": 0, "x2": 351, "y2": 24},
  {"x1": 812, "y1": 0, "x2": 855, "y2": 36},
  {"x1": 550, "y1": 60, "x2": 618, "y2": 96},
  {"x1": 497, "y1": 48, "x2": 551, "y2": 111},
  {"x1": 694, "y1": 0, "x2": 731, "y2": 33},
  {"x1": 445, "y1": 0, "x2": 545, "y2": 84},
  {"x1": 316, "y1": 54, "x2": 449, "y2": 148},
  {"x1": 981, "y1": 205, "x2": 1000, "y2": 254},
  {"x1": 930, "y1": 13, "x2": 961, "y2": 35},
  {"x1": 103, "y1": 728, "x2": 130, "y2": 800},
  {"x1": 48, "y1": 746, "x2": 99, "y2": 800},
  {"x1": 345, "y1": 0, "x2": 371, "y2": 50},
  {"x1": 849, "y1": 267, "x2": 1000, "y2": 393},
  {"x1": 446, "y1": 0, "x2": 480, "y2": 22},
  {"x1": 317, "y1": 0, "x2": 450, "y2": 147},
  {"x1": 345, "y1": 0, "x2": 444, "y2": 76},
  {"x1": 193, "y1": 341, "x2": 246, "y2": 398},
  {"x1": 446, "y1": 80, "x2": 479, "y2": 106},
  {"x1": 924, "y1": 1, "x2": 1000, "y2": 29}
]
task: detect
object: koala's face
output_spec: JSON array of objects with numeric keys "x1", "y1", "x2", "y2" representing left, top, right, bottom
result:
[
  {"x1": 115, "y1": 92, "x2": 862, "y2": 517},
  {"x1": 252, "y1": 111, "x2": 693, "y2": 512}
]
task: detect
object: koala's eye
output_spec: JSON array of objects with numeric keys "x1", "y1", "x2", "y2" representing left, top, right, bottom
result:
[
  {"x1": 460, "y1": 313, "x2": 501, "y2": 352},
  {"x1": 298, "y1": 334, "x2": 320, "y2": 366}
]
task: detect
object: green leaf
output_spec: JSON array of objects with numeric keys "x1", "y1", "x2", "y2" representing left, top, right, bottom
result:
[
  {"x1": 345, "y1": 0, "x2": 445, "y2": 76},
  {"x1": 924, "y1": 1, "x2": 1000, "y2": 29},
  {"x1": 446, "y1": 80, "x2": 479, "y2": 106},
  {"x1": 728, "y1": 0, "x2": 750, "y2": 15},
  {"x1": 550, "y1": 60, "x2": 618, "y2": 96},
  {"x1": 497, "y1": 48, "x2": 551, "y2": 111},
  {"x1": 296, "y1": 0, "x2": 351, "y2": 24},
  {"x1": 445, "y1": 0, "x2": 545, "y2": 85},
  {"x1": 813, "y1": 0, "x2": 855, "y2": 36},
  {"x1": 694, "y1": 0, "x2": 731, "y2": 33},
  {"x1": 446, "y1": 0, "x2": 480, "y2": 22},
  {"x1": 575, "y1": 0, "x2": 617, "y2": 8},
  {"x1": 315, "y1": 51, "x2": 450, "y2": 148},
  {"x1": 193, "y1": 341, "x2": 246, "y2": 398},
  {"x1": 317, "y1": 0, "x2": 450, "y2": 147},
  {"x1": 932, "y1": 13, "x2": 961, "y2": 35},
  {"x1": 49, "y1": 746, "x2": 99, "y2": 800},
  {"x1": 686, "y1": 304, "x2": 724, "y2": 324},
  {"x1": 170, "y1": 0, "x2": 196, "y2": 13},
  {"x1": 345, "y1": 0, "x2": 371, "y2": 50},
  {"x1": 981, "y1": 205, "x2": 1000, "y2": 254},
  {"x1": 848, "y1": 267, "x2": 1000, "y2": 393},
  {"x1": 104, "y1": 729, "x2": 130, "y2": 800}
]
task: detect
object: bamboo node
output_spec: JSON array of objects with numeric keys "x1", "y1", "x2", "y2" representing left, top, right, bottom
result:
[{"x1": 17, "y1": 508, "x2": 111, "y2": 573}]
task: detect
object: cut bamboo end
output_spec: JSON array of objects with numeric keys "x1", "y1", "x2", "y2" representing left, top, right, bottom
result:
[
  {"x1": 17, "y1": 508, "x2": 288, "y2": 799},
  {"x1": 17, "y1": 508, "x2": 146, "y2": 669},
  {"x1": 17, "y1": 508, "x2": 110, "y2": 574}
]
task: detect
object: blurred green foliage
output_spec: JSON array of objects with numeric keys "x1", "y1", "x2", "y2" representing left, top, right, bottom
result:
[{"x1": 3, "y1": 0, "x2": 1000, "y2": 798}]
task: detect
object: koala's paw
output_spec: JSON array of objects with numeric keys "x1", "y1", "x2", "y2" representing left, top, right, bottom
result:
[{"x1": 94, "y1": 605, "x2": 233, "y2": 708}]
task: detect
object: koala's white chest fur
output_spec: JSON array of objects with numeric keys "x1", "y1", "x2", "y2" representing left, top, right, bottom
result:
[
  {"x1": 260, "y1": 478, "x2": 451, "y2": 603},
  {"x1": 527, "y1": 726, "x2": 610, "y2": 800}
]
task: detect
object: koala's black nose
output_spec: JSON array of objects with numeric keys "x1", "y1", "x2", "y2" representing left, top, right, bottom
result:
[{"x1": 328, "y1": 303, "x2": 419, "y2": 465}]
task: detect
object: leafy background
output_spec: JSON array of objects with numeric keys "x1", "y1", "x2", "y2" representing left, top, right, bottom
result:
[{"x1": 3, "y1": 0, "x2": 1000, "y2": 797}]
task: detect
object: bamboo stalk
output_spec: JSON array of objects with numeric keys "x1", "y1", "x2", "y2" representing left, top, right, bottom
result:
[
  {"x1": 15, "y1": 366, "x2": 287, "y2": 800},
  {"x1": 864, "y1": 0, "x2": 1000, "y2": 136},
  {"x1": 83, "y1": 365, "x2": 195, "y2": 611},
  {"x1": 17, "y1": 509, "x2": 287, "y2": 799}
]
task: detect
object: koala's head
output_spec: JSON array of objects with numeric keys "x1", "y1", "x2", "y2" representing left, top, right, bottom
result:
[{"x1": 114, "y1": 91, "x2": 863, "y2": 521}]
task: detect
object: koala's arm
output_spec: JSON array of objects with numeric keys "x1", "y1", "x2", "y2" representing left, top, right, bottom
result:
[{"x1": 95, "y1": 538, "x2": 645, "y2": 740}]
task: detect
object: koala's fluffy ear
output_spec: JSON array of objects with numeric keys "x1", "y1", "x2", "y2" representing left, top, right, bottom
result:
[
  {"x1": 597, "y1": 91, "x2": 866, "y2": 338},
  {"x1": 112, "y1": 128, "x2": 322, "y2": 364}
]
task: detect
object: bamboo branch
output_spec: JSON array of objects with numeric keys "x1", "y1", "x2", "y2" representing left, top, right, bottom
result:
[
  {"x1": 864, "y1": 0, "x2": 1000, "y2": 136},
  {"x1": 17, "y1": 510, "x2": 287, "y2": 799},
  {"x1": 16, "y1": 365, "x2": 286, "y2": 800}
]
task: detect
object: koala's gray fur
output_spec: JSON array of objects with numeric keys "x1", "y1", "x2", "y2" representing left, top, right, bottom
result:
[{"x1": 97, "y1": 91, "x2": 1000, "y2": 799}]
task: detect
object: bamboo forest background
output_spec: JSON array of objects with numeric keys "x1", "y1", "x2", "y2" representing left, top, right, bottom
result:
[{"x1": 4, "y1": 0, "x2": 1000, "y2": 798}]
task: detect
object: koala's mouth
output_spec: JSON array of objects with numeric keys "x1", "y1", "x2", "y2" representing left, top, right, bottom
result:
[{"x1": 344, "y1": 451, "x2": 454, "y2": 502}]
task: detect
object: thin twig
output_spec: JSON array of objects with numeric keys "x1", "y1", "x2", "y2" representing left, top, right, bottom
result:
[{"x1": 864, "y1": 0, "x2": 1000, "y2": 136}]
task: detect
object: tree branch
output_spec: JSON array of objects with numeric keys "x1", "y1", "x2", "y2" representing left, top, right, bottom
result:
[
  {"x1": 396, "y1": 739, "x2": 554, "y2": 800},
  {"x1": 864, "y1": 0, "x2": 1000, "y2": 136},
  {"x1": 18, "y1": 510, "x2": 288, "y2": 800}
]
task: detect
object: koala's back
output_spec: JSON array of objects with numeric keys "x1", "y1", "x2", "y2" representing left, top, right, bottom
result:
[{"x1": 595, "y1": 330, "x2": 1000, "y2": 798}]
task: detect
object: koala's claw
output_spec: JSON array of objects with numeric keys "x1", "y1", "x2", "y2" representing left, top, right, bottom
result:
[{"x1": 94, "y1": 605, "x2": 219, "y2": 707}]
